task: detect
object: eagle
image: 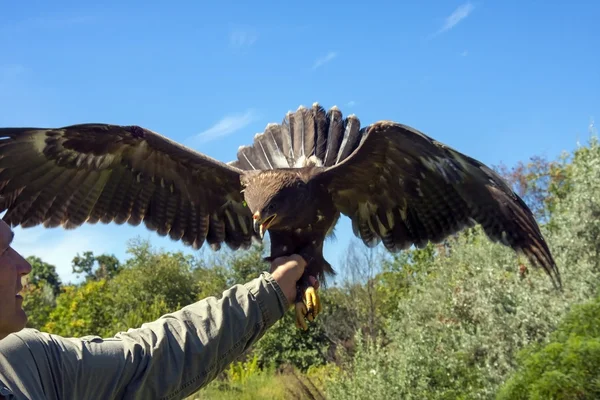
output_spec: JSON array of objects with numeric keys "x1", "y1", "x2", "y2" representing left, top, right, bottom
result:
[{"x1": 0, "y1": 103, "x2": 561, "y2": 330}]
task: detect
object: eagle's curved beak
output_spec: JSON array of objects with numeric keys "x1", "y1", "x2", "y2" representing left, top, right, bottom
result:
[{"x1": 253, "y1": 211, "x2": 277, "y2": 238}]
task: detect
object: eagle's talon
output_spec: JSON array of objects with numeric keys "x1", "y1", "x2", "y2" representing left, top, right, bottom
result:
[
  {"x1": 295, "y1": 302, "x2": 308, "y2": 330},
  {"x1": 304, "y1": 286, "x2": 321, "y2": 320},
  {"x1": 294, "y1": 284, "x2": 321, "y2": 330}
]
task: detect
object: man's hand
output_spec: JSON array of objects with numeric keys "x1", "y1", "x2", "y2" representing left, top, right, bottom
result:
[{"x1": 270, "y1": 255, "x2": 319, "y2": 306}]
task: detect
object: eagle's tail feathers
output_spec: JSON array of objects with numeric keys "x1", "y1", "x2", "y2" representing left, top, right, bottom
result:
[
  {"x1": 255, "y1": 128, "x2": 283, "y2": 169},
  {"x1": 230, "y1": 103, "x2": 368, "y2": 170},
  {"x1": 235, "y1": 145, "x2": 260, "y2": 170},
  {"x1": 313, "y1": 103, "x2": 329, "y2": 162},
  {"x1": 335, "y1": 114, "x2": 363, "y2": 165},
  {"x1": 233, "y1": 123, "x2": 290, "y2": 170},
  {"x1": 322, "y1": 106, "x2": 344, "y2": 167},
  {"x1": 289, "y1": 106, "x2": 309, "y2": 160}
]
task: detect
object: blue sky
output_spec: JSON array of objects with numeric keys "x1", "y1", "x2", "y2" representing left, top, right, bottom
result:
[{"x1": 1, "y1": 1, "x2": 599, "y2": 284}]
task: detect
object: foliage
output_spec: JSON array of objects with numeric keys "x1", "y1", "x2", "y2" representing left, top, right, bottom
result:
[
  {"x1": 43, "y1": 279, "x2": 116, "y2": 337},
  {"x1": 252, "y1": 309, "x2": 331, "y2": 371},
  {"x1": 22, "y1": 280, "x2": 56, "y2": 330},
  {"x1": 495, "y1": 155, "x2": 571, "y2": 222},
  {"x1": 190, "y1": 355, "x2": 328, "y2": 400},
  {"x1": 326, "y1": 133, "x2": 600, "y2": 399},
  {"x1": 72, "y1": 251, "x2": 121, "y2": 281},
  {"x1": 113, "y1": 239, "x2": 200, "y2": 311},
  {"x1": 190, "y1": 366, "x2": 325, "y2": 400},
  {"x1": 226, "y1": 354, "x2": 262, "y2": 385},
  {"x1": 497, "y1": 295, "x2": 600, "y2": 400},
  {"x1": 22, "y1": 256, "x2": 62, "y2": 329},
  {"x1": 43, "y1": 239, "x2": 202, "y2": 337},
  {"x1": 195, "y1": 242, "x2": 269, "y2": 296},
  {"x1": 26, "y1": 256, "x2": 62, "y2": 295}
]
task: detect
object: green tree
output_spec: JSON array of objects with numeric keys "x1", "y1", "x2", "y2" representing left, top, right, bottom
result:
[
  {"x1": 22, "y1": 256, "x2": 62, "y2": 329},
  {"x1": 109, "y1": 238, "x2": 202, "y2": 327},
  {"x1": 193, "y1": 263, "x2": 230, "y2": 301},
  {"x1": 327, "y1": 132, "x2": 600, "y2": 399},
  {"x1": 253, "y1": 311, "x2": 331, "y2": 371},
  {"x1": 43, "y1": 238, "x2": 203, "y2": 337},
  {"x1": 228, "y1": 242, "x2": 269, "y2": 283},
  {"x1": 22, "y1": 280, "x2": 56, "y2": 329},
  {"x1": 72, "y1": 251, "x2": 121, "y2": 281},
  {"x1": 201, "y1": 242, "x2": 269, "y2": 288},
  {"x1": 26, "y1": 255, "x2": 62, "y2": 295},
  {"x1": 497, "y1": 295, "x2": 600, "y2": 400},
  {"x1": 495, "y1": 154, "x2": 571, "y2": 222},
  {"x1": 44, "y1": 279, "x2": 116, "y2": 337}
]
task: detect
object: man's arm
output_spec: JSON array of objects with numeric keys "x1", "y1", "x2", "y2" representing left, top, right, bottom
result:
[{"x1": 0, "y1": 271, "x2": 291, "y2": 400}]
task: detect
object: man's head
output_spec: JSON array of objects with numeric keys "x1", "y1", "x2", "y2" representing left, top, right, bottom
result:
[{"x1": 0, "y1": 219, "x2": 31, "y2": 340}]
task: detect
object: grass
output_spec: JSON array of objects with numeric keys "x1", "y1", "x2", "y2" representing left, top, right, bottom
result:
[{"x1": 186, "y1": 361, "x2": 329, "y2": 400}]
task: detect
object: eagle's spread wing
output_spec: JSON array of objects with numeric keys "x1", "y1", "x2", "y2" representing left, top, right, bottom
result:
[
  {"x1": 314, "y1": 121, "x2": 561, "y2": 289},
  {"x1": 0, "y1": 124, "x2": 255, "y2": 251}
]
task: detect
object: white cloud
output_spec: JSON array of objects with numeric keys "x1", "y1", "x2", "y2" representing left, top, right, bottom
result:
[
  {"x1": 230, "y1": 29, "x2": 258, "y2": 48},
  {"x1": 347, "y1": 100, "x2": 356, "y2": 107},
  {"x1": 438, "y1": 2, "x2": 474, "y2": 34},
  {"x1": 461, "y1": 50, "x2": 469, "y2": 56},
  {"x1": 192, "y1": 109, "x2": 258, "y2": 144},
  {"x1": 312, "y1": 51, "x2": 338, "y2": 70}
]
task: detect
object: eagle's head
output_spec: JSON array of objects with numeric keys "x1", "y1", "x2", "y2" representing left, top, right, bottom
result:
[{"x1": 240, "y1": 170, "x2": 315, "y2": 238}]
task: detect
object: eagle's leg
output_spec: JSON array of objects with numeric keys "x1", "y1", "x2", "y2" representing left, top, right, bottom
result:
[
  {"x1": 294, "y1": 275, "x2": 322, "y2": 330},
  {"x1": 293, "y1": 246, "x2": 325, "y2": 330},
  {"x1": 262, "y1": 252, "x2": 321, "y2": 329},
  {"x1": 264, "y1": 232, "x2": 326, "y2": 330}
]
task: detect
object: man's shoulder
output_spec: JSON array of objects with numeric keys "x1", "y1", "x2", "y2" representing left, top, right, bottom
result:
[
  {"x1": 0, "y1": 329, "x2": 48, "y2": 370},
  {"x1": 0, "y1": 328, "x2": 52, "y2": 350},
  {"x1": 1, "y1": 329, "x2": 106, "y2": 352},
  {"x1": 0, "y1": 329, "x2": 48, "y2": 399},
  {"x1": 0, "y1": 328, "x2": 76, "y2": 362},
  {"x1": 0, "y1": 328, "x2": 38, "y2": 351}
]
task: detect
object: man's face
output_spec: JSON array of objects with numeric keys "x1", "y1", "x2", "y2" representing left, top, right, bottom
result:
[{"x1": 0, "y1": 220, "x2": 32, "y2": 340}]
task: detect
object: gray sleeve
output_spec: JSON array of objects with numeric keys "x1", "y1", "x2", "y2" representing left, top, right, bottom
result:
[{"x1": 4, "y1": 272, "x2": 289, "y2": 400}]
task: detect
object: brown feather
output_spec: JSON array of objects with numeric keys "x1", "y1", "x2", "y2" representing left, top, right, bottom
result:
[
  {"x1": 0, "y1": 104, "x2": 561, "y2": 293},
  {"x1": 0, "y1": 124, "x2": 253, "y2": 251},
  {"x1": 315, "y1": 120, "x2": 561, "y2": 289}
]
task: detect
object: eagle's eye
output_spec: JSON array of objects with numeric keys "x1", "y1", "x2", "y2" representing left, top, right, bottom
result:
[{"x1": 266, "y1": 202, "x2": 277, "y2": 213}]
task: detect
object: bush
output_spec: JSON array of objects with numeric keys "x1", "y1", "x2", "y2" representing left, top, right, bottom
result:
[
  {"x1": 326, "y1": 135, "x2": 600, "y2": 399},
  {"x1": 497, "y1": 295, "x2": 600, "y2": 400}
]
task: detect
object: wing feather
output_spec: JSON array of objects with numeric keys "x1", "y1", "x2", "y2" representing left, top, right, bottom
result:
[
  {"x1": 316, "y1": 120, "x2": 561, "y2": 289},
  {"x1": 207, "y1": 213, "x2": 226, "y2": 250},
  {"x1": 0, "y1": 124, "x2": 256, "y2": 251},
  {"x1": 64, "y1": 170, "x2": 106, "y2": 228},
  {"x1": 169, "y1": 193, "x2": 188, "y2": 242}
]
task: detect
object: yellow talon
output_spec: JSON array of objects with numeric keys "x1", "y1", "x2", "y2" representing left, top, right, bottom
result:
[
  {"x1": 295, "y1": 302, "x2": 308, "y2": 330},
  {"x1": 304, "y1": 286, "x2": 322, "y2": 320},
  {"x1": 294, "y1": 285, "x2": 322, "y2": 330}
]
